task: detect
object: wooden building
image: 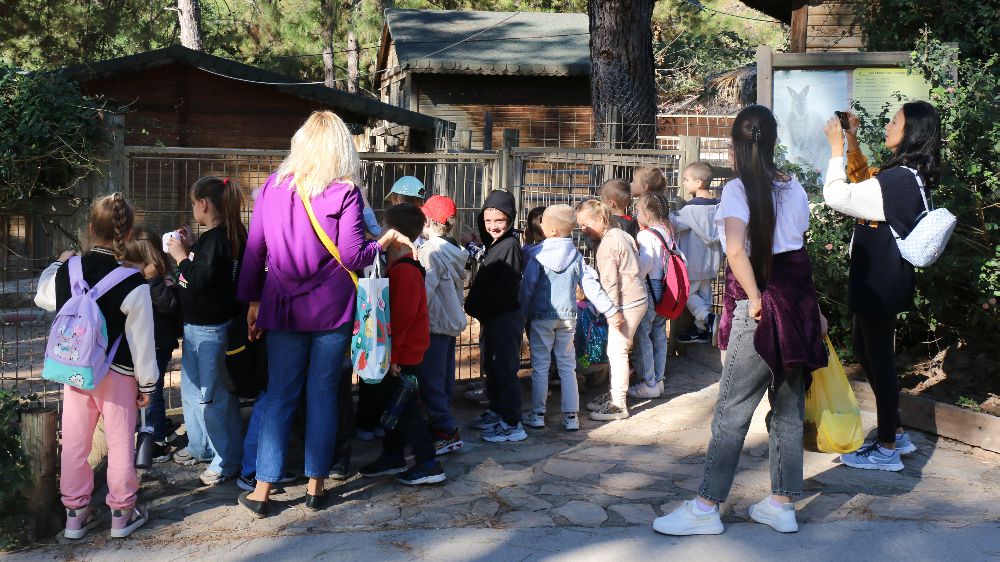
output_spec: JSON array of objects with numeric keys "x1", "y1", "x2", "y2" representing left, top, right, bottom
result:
[
  {"x1": 63, "y1": 45, "x2": 442, "y2": 151},
  {"x1": 375, "y1": 9, "x2": 592, "y2": 150},
  {"x1": 791, "y1": 1, "x2": 864, "y2": 52}
]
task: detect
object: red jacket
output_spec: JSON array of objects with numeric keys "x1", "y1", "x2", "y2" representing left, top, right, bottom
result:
[{"x1": 389, "y1": 256, "x2": 430, "y2": 366}]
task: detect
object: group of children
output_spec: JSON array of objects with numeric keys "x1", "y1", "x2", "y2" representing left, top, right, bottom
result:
[{"x1": 34, "y1": 156, "x2": 723, "y2": 538}]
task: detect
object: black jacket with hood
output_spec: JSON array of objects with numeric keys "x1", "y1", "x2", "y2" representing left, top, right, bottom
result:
[{"x1": 464, "y1": 190, "x2": 523, "y2": 321}]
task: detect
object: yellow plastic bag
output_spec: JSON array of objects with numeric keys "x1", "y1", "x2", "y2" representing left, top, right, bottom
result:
[{"x1": 804, "y1": 336, "x2": 865, "y2": 454}]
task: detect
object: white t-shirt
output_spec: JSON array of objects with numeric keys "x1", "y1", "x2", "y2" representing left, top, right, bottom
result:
[
  {"x1": 715, "y1": 177, "x2": 810, "y2": 255},
  {"x1": 636, "y1": 225, "x2": 670, "y2": 280}
]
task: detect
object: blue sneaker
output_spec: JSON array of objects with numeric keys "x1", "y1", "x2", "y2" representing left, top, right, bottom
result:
[
  {"x1": 840, "y1": 442, "x2": 904, "y2": 472},
  {"x1": 895, "y1": 432, "x2": 918, "y2": 455}
]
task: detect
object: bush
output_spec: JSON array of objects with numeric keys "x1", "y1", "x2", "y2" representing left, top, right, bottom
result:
[
  {"x1": 0, "y1": 65, "x2": 109, "y2": 209},
  {"x1": 0, "y1": 390, "x2": 31, "y2": 549}
]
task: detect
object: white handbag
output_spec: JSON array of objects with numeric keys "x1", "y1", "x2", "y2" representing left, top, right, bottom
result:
[{"x1": 890, "y1": 167, "x2": 957, "y2": 268}]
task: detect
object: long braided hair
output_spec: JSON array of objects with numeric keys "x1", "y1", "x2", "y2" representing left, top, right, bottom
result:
[
  {"x1": 636, "y1": 192, "x2": 670, "y2": 227},
  {"x1": 90, "y1": 192, "x2": 134, "y2": 260}
]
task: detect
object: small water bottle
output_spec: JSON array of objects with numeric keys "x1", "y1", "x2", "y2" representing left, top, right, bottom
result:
[
  {"x1": 135, "y1": 407, "x2": 155, "y2": 469},
  {"x1": 380, "y1": 374, "x2": 419, "y2": 431}
]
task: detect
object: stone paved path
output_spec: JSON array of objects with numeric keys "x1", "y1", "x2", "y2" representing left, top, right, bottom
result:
[{"x1": 13, "y1": 356, "x2": 1000, "y2": 560}]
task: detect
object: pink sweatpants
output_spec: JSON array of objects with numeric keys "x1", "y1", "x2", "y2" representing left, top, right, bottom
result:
[{"x1": 61, "y1": 372, "x2": 138, "y2": 511}]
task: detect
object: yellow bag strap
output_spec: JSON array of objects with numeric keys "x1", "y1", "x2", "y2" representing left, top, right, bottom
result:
[{"x1": 301, "y1": 191, "x2": 359, "y2": 288}]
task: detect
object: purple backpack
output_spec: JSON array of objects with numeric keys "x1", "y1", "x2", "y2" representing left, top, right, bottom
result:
[{"x1": 41, "y1": 257, "x2": 138, "y2": 390}]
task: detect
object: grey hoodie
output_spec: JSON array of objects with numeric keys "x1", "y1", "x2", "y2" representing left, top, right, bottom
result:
[
  {"x1": 418, "y1": 236, "x2": 469, "y2": 336},
  {"x1": 519, "y1": 237, "x2": 615, "y2": 321},
  {"x1": 672, "y1": 201, "x2": 722, "y2": 281}
]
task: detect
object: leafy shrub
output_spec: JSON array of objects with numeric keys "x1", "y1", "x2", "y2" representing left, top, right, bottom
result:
[{"x1": 0, "y1": 390, "x2": 31, "y2": 549}]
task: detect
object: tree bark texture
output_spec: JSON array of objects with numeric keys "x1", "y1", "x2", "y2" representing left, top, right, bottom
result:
[
  {"x1": 21, "y1": 407, "x2": 59, "y2": 539},
  {"x1": 588, "y1": 0, "x2": 657, "y2": 148},
  {"x1": 321, "y1": 0, "x2": 338, "y2": 88},
  {"x1": 177, "y1": 0, "x2": 204, "y2": 51},
  {"x1": 347, "y1": 31, "x2": 359, "y2": 94}
]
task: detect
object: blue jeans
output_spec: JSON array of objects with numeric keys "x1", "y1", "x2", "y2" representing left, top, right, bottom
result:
[
  {"x1": 634, "y1": 297, "x2": 668, "y2": 387},
  {"x1": 256, "y1": 326, "x2": 351, "y2": 482},
  {"x1": 180, "y1": 321, "x2": 243, "y2": 476},
  {"x1": 149, "y1": 347, "x2": 173, "y2": 442},
  {"x1": 241, "y1": 391, "x2": 268, "y2": 479},
  {"x1": 420, "y1": 334, "x2": 457, "y2": 432}
]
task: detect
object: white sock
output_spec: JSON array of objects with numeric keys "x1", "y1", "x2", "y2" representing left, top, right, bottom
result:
[{"x1": 694, "y1": 497, "x2": 716, "y2": 512}]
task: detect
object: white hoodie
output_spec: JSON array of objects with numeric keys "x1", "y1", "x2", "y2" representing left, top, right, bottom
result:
[
  {"x1": 671, "y1": 199, "x2": 722, "y2": 281},
  {"x1": 418, "y1": 236, "x2": 469, "y2": 336}
]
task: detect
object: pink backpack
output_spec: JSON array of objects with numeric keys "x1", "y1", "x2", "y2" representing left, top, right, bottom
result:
[
  {"x1": 42, "y1": 257, "x2": 137, "y2": 390},
  {"x1": 646, "y1": 228, "x2": 690, "y2": 320}
]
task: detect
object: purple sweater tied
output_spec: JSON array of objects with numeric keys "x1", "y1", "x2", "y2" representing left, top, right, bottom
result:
[
  {"x1": 718, "y1": 247, "x2": 827, "y2": 380},
  {"x1": 237, "y1": 173, "x2": 380, "y2": 332}
]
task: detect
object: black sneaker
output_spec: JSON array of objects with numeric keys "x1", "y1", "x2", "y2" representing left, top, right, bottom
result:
[
  {"x1": 677, "y1": 327, "x2": 710, "y2": 344},
  {"x1": 396, "y1": 461, "x2": 447, "y2": 485},
  {"x1": 359, "y1": 456, "x2": 407, "y2": 478}
]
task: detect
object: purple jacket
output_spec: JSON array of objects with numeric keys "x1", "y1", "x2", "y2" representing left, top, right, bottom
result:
[{"x1": 237, "y1": 173, "x2": 380, "y2": 331}]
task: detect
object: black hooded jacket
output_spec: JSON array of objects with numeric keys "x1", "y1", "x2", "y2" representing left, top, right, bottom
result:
[{"x1": 464, "y1": 190, "x2": 523, "y2": 321}]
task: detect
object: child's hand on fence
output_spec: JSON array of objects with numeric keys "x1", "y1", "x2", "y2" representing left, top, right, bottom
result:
[
  {"x1": 608, "y1": 311, "x2": 625, "y2": 329},
  {"x1": 136, "y1": 393, "x2": 150, "y2": 409},
  {"x1": 57, "y1": 250, "x2": 76, "y2": 262}
]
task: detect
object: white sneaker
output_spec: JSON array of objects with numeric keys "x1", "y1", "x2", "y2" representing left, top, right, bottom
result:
[
  {"x1": 589, "y1": 401, "x2": 629, "y2": 421},
  {"x1": 522, "y1": 410, "x2": 546, "y2": 429},
  {"x1": 748, "y1": 497, "x2": 798, "y2": 533},
  {"x1": 653, "y1": 499, "x2": 724, "y2": 536},
  {"x1": 627, "y1": 382, "x2": 661, "y2": 399},
  {"x1": 562, "y1": 413, "x2": 579, "y2": 431},
  {"x1": 586, "y1": 392, "x2": 611, "y2": 412}
]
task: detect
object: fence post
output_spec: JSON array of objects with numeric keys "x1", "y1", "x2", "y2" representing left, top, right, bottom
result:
[
  {"x1": 21, "y1": 406, "x2": 59, "y2": 539},
  {"x1": 679, "y1": 135, "x2": 700, "y2": 202}
]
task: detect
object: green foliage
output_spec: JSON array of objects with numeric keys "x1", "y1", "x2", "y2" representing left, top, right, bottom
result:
[
  {"x1": 860, "y1": 0, "x2": 1000, "y2": 64},
  {"x1": 0, "y1": 390, "x2": 31, "y2": 550},
  {"x1": 0, "y1": 65, "x2": 109, "y2": 208}
]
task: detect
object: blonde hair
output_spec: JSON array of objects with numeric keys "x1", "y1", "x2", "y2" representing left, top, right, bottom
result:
[
  {"x1": 575, "y1": 199, "x2": 611, "y2": 228},
  {"x1": 276, "y1": 111, "x2": 360, "y2": 199},
  {"x1": 633, "y1": 165, "x2": 667, "y2": 193},
  {"x1": 426, "y1": 218, "x2": 454, "y2": 237},
  {"x1": 542, "y1": 204, "x2": 576, "y2": 237},
  {"x1": 125, "y1": 227, "x2": 169, "y2": 277},
  {"x1": 684, "y1": 161, "x2": 715, "y2": 185},
  {"x1": 636, "y1": 192, "x2": 670, "y2": 225},
  {"x1": 90, "y1": 192, "x2": 134, "y2": 260}
]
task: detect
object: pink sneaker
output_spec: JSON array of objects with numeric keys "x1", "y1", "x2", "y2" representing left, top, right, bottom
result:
[
  {"x1": 64, "y1": 505, "x2": 96, "y2": 539},
  {"x1": 110, "y1": 505, "x2": 148, "y2": 538}
]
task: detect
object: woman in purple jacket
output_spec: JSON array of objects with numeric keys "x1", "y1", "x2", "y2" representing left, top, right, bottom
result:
[{"x1": 236, "y1": 111, "x2": 412, "y2": 516}]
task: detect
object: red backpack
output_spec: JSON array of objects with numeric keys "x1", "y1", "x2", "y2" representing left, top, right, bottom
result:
[{"x1": 646, "y1": 227, "x2": 690, "y2": 319}]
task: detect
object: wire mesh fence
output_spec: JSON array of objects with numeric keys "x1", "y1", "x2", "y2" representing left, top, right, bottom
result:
[{"x1": 2, "y1": 137, "x2": 728, "y2": 412}]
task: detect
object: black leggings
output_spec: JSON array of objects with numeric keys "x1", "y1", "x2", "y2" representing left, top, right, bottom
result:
[{"x1": 852, "y1": 312, "x2": 902, "y2": 444}]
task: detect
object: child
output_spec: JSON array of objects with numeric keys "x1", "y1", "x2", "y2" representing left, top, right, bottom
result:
[
  {"x1": 166, "y1": 176, "x2": 246, "y2": 487},
  {"x1": 521, "y1": 206, "x2": 546, "y2": 262},
  {"x1": 35, "y1": 193, "x2": 157, "y2": 539},
  {"x1": 575, "y1": 199, "x2": 647, "y2": 421},
  {"x1": 628, "y1": 193, "x2": 674, "y2": 399},
  {"x1": 418, "y1": 195, "x2": 468, "y2": 455},
  {"x1": 600, "y1": 179, "x2": 640, "y2": 239},
  {"x1": 630, "y1": 165, "x2": 668, "y2": 197},
  {"x1": 464, "y1": 189, "x2": 527, "y2": 443},
  {"x1": 359, "y1": 203, "x2": 446, "y2": 485},
  {"x1": 671, "y1": 161, "x2": 721, "y2": 344},
  {"x1": 519, "y1": 205, "x2": 616, "y2": 431},
  {"x1": 124, "y1": 228, "x2": 180, "y2": 462},
  {"x1": 386, "y1": 176, "x2": 427, "y2": 206}
]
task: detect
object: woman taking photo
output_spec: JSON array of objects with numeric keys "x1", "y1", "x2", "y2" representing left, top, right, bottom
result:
[
  {"x1": 823, "y1": 101, "x2": 941, "y2": 472},
  {"x1": 236, "y1": 111, "x2": 413, "y2": 516},
  {"x1": 654, "y1": 104, "x2": 827, "y2": 536}
]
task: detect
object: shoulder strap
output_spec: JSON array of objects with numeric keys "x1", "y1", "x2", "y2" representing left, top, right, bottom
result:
[
  {"x1": 301, "y1": 191, "x2": 360, "y2": 288},
  {"x1": 900, "y1": 166, "x2": 932, "y2": 213},
  {"x1": 67, "y1": 256, "x2": 88, "y2": 296},
  {"x1": 90, "y1": 266, "x2": 140, "y2": 299}
]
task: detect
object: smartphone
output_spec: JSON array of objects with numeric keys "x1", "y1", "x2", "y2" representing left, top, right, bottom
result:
[{"x1": 834, "y1": 111, "x2": 851, "y2": 130}]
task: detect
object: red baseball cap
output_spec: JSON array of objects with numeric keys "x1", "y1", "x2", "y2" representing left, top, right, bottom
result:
[{"x1": 422, "y1": 195, "x2": 457, "y2": 224}]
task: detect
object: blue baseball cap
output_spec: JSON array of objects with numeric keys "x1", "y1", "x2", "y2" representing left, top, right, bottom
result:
[{"x1": 386, "y1": 176, "x2": 426, "y2": 199}]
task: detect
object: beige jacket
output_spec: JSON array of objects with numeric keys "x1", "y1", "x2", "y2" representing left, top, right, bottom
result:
[{"x1": 595, "y1": 228, "x2": 647, "y2": 310}]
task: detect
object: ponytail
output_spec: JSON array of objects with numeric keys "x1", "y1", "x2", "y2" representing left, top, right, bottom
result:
[
  {"x1": 731, "y1": 104, "x2": 781, "y2": 288},
  {"x1": 90, "y1": 192, "x2": 134, "y2": 260},
  {"x1": 192, "y1": 176, "x2": 247, "y2": 257}
]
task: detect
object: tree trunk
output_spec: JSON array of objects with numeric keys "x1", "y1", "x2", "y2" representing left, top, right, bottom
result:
[
  {"x1": 321, "y1": 0, "x2": 338, "y2": 88},
  {"x1": 588, "y1": 0, "x2": 657, "y2": 148},
  {"x1": 347, "y1": 31, "x2": 359, "y2": 94},
  {"x1": 177, "y1": 0, "x2": 204, "y2": 51},
  {"x1": 373, "y1": 0, "x2": 394, "y2": 14}
]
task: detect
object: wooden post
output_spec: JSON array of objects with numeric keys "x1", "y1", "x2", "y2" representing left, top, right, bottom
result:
[
  {"x1": 756, "y1": 45, "x2": 774, "y2": 109},
  {"x1": 457, "y1": 129, "x2": 472, "y2": 151},
  {"x1": 502, "y1": 128, "x2": 520, "y2": 149},
  {"x1": 483, "y1": 111, "x2": 493, "y2": 151},
  {"x1": 679, "y1": 135, "x2": 700, "y2": 203},
  {"x1": 789, "y1": 4, "x2": 809, "y2": 53},
  {"x1": 21, "y1": 407, "x2": 59, "y2": 539}
]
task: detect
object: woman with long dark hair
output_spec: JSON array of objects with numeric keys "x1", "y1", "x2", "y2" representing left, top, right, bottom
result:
[
  {"x1": 654, "y1": 104, "x2": 828, "y2": 536},
  {"x1": 823, "y1": 101, "x2": 942, "y2": 471}
]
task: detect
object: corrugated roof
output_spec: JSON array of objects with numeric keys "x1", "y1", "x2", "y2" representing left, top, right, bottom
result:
[
  {"x1": 383, "y1": 9, "x2": 591, "y2": 77},
  {"x1": 60, "y1": 45, "x2": 440, "y2": 131}
]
